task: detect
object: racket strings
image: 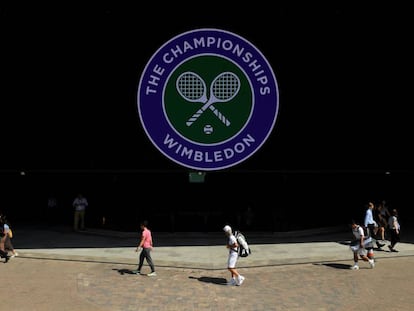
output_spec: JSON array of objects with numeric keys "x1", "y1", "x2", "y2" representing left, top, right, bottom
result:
[
  {"x1": 212, "y1": 73, "x2": 239, "y2": 100},
  {"x1": 177, "y1": 74, "x2": 205, "y2": 100}
]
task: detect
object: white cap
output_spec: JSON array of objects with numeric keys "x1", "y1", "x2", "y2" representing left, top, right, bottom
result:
[{"x1": 223, "y1": 225, "x2": 232, "y2": 233}]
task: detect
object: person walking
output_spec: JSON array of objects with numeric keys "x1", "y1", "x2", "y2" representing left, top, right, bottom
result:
[
  {"x1": 350, "y1": 220, "x2": 375, "y2": 270},
  {"x1": 388, "y1": 208, "x2": 401, "y2": 252},
  {"x1": 73, "y1": 193, "x2": 88, "y2": 231},
  {"x1": 376, "y1": 200, "x2": 390, "y2": 241},
  {"x1": 0, "y1": 227, "x2": 10, "y2": 263},
  {"x1": 132, "y1": 220, "x2": 156, "y2": 276},
  {"x1": 364, "y1": 201, "x2": 385, "y2": 249},
  {"x1": 0, "y1": 213, "x2": 18, "y2": 258},
  {"x1": 223, "y1": 225, "x2": 245, "y2": 286},
  {"x1": 3, "y1": 222, "x2": 18, "y2": 258}
]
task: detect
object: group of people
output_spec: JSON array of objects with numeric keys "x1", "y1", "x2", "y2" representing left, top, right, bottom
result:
[
  {"x1": 1, "y1": 211, "x2": 243, "y2": 287},
  {"x1": 129, "y1": 221, "x2": 246, "y2": 286},
  {"x1": 76, "y1": 194, "x2": 243, "y2": 284},
  {"x1": 350, "y1": 200, "x2": 401, "y2": 270},
  {"x1": 46, "y1": 193, "x2": 89, "y2": 231},
  {"x1": 1, "y1": 192, "x2": 89, "y2": 263},
  {"x1": 364, "y1": 200, "x2": 401, "y2": 252},
  {"x1": 4, "y1": 197, "x2": 403, "y2": 282},
  {"x1": 0, "y1": 211, "x2": 18, "y2": 263},
  {"x1": 74, "y1": 199, "x2": 404, "y2": 283}
]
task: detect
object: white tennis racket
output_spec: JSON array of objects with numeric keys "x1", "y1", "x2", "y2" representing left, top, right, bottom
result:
[{"x1": 176, "y1": 71, "x2": 239, "y2": 127}]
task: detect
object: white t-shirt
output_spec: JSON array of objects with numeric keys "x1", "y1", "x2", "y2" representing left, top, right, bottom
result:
[
  {"x1": 228, "y1": 234, "x2": 238, "y2": 253},
  {"x1": 227, "y1": 234, "x2": 238, "y2": 268},
  {"x1": 352, "y1": 225, "x2": 364, "y2": 240},
  {"x1": 388, "y1": 216, "x2": 400, "y2": 230},
  {"x1": 350, "y1": 225, "x2": 372, "y2": 252},
  {"x1": 73, "y1": 197, "x2": 88, "y2": 211}
]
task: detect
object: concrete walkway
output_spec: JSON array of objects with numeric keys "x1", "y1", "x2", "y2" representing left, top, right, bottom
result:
[
  {"x1": 4, "y1": 224, "x2": 414, "y2": 311},
  {"x1": 11, "y1": 224, "x2": 414, "y2": 269}
]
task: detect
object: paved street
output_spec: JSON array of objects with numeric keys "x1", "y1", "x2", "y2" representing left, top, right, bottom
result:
[{"x1": 3, "y1": 225, "x2": 414, "y2": 311}]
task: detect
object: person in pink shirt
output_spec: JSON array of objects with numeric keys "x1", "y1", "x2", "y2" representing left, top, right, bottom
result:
[{"x1": 133, "y1": 220, "x2": 156, "y2": 276}]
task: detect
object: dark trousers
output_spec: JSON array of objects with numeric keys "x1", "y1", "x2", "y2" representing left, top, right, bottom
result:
[
  {"x1": 138, "y1": 247, "x2": 155, "y2": 272},
  {"x1": 74, "y1": 210, "x2": 85, "y2": 230},
  {"x1": 4, "y1": 235, "x2": 14, "y2": 251},
  {"x1": 367, "y1": 224, "x2": 383, "y2": 247},
  {"x1": 389, "y1": 229, "x2": 400, "y2": 247},
  {"x1": 0, "y1": 249, "x2": 8, "y2": 258},
  {"x1": 367, "y1": 224, "x2": 377, "y2": 238}
]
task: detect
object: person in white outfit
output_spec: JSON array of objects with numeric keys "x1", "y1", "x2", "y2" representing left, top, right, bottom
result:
[
  {"x1": 350, "y1": 220, "x2": 375, "y2": 270},
  {"x1": 223, "y1": 225, "x2": 245, "y2": 286}
]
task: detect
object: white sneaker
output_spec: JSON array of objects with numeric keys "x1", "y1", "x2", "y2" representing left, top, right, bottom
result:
[
  {"x1": 228, "y1": 278, "x2": 237, "y2": 286},
  {"x1": 147, "y1": 272, "x2": 157, "y2": 277},
  {"x1": 369, "y1": 259, "x2": 375, "y2": 268},
  {"x1": 236, "y1": 275, "x2": 245, "y2": 286},
  {"x1": 350, "y1": 264, "x2": 359, "y2": 270}
]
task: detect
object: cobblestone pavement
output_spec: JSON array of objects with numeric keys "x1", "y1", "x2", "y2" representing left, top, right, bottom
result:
[{"x1": 3, "y1": 255, "x2": 414, "y2": 311}]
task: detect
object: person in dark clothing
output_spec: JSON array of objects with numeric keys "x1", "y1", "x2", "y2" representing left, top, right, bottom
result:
[
  {"x1": 0, "y1": 227, "x2": 10, "y2": 263},
  {"x1": 388, "y1": 209, "x2": 401, "y2": 252}
]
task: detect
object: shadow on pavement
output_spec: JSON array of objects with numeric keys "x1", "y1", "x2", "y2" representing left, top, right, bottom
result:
[
  {"x1": 113, "y1": 268, "x2": 138, "y2": 275},
  {"x1": 189, "y1": 276, "x2": 228, "y2": 285},
  {"x1": 317, "y1": 263, "x2": 351, "y2": 270}
]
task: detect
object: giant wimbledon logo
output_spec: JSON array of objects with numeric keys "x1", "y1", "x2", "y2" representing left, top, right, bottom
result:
[{"x1": 137, "y1": 28, "x2": 279, "y2": 171}]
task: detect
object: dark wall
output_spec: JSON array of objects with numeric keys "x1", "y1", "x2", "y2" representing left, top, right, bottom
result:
[
  {"x1": 2, "y1": 170, "x2": 412, "y2": 232},
  {"x1": 1, "y1": 4, "x2": 413, "y2": 231},
  {"x1": 1, "y1": 4, "x2": 413, "y2": 172}
]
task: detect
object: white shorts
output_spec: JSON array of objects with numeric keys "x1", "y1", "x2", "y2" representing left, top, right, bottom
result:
[
  {"x1": 357, "y1": 248, "x2": 367, "y2": 256},
  {"x1": 350, "y1": 245, "x2": 367, "y2": 256},
  {"x1": 227, "y1": 250, "x2": 238, "y2": 268},
  {"x1": 350, "y1": 237, "x2": 372, "y2": 254}
]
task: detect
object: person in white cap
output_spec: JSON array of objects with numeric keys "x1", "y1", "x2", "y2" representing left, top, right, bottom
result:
[{"x1": 223, "y1": 225, "x2": 245, "y2": 286}]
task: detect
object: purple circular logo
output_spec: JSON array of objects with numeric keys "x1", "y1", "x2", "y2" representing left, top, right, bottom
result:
[{"x1": 138, "y1": 28, "x2": 279, "y2": 171}]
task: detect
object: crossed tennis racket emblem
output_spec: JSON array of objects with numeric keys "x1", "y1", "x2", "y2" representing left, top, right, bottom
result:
[{"x1": 176, "y1": 71, "x2": 241, "y2": 127}]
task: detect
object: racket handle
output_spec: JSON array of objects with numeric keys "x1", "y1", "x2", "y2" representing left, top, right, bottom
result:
[
  {"x1": 186, "y1": 103, "x2": 231, "y2": 127},
  {"x1": 186, "y1": 108, "x2": 205, "y2": 126},
  {"x1": 209, "y1": 105, "x2": 230, "y2": 126}
]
